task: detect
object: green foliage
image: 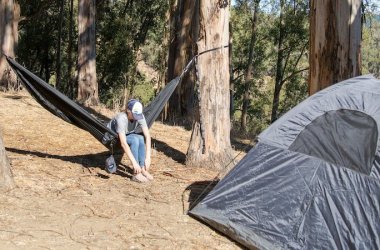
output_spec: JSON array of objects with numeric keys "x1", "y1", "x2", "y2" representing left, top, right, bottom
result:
[
  {"x1": 140, "y1": 17, "x2": 168, "y2": 72},
  {"x1": 231, "y1": 2, "x2": 275, "y2": 76},
  {"x1": 133, "y1": 75, "x2": 156, "y2": 105},
  {"x1": 96, "y1": 0, "x2": 168, "y2": 107},
  {"x1": 362, "y1": 6, "x2": 380, "y2": 78},
  {"x1": 272, "y1": 0, "x2": 309, "y2": 118},
  {"x1": 17, "y1": 1, "x2": 64, "y2": 81},
  {"x1": 15, "y1": 0, "x2": 167, "y2": 108},
  {"x1": 231, "y1": 1, "x2": 276, "y2": 135},
  {"x1": 231, "y1": 0, "x2": 309, "y2": 135},
  {"x1": 13, "y1": 0, "x2": 379, "y2": 137},
  {"x1": 278, "y1": 74, "x2": 308, "y2": 116},
  {"x1": 245, "y1": 78, "x2": 273, "y2": 134}
]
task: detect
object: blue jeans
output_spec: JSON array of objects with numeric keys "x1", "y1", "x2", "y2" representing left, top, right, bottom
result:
[{"x1": 126, "y1": 134, "x2": 146, "y2": 168}]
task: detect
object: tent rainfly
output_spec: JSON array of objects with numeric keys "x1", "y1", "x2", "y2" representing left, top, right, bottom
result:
[{"x1": 189, "y1": 75, "x2": 380, "y2": 249}]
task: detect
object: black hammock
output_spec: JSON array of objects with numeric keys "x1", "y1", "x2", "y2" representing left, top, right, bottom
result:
[{"x1": 6, "y1": 56, "x2": 194, "y2": 152}]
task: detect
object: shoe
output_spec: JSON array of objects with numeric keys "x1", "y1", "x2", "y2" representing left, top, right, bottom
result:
[
  {"x1": 142, "y1": 170, "x2": 154, "y2": 181},
  {"x1": 131, "y1": 173, "x2": 148, "y2": 183}
]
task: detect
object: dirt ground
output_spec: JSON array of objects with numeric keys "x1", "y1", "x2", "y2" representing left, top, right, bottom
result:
[{"x1": 0, "y1": 92, "x2": 250, "y2": 250}]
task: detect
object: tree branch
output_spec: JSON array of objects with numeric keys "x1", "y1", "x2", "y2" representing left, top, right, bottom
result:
[
  {"x1": 281, "y1": 41, "x2": 308, "y2": 86},
  {"x1": 281, "y1": 67, "x2": 309, "y2": 84},
  {"x1": 18, "y1": 1, "x2": 53, "y2": 26}
]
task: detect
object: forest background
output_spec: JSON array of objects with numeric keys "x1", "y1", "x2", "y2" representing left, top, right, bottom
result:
[
  {"x1": 1, "y1": 0, "x2": 380, "y2": 137},
  {"x1": 1, "y1": 1, "x2": 380, "y2": 248}
]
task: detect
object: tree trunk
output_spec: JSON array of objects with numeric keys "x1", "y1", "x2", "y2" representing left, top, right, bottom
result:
[
  {"x1": 166, "y1": 0, "x2": 198, "y2": 125},
  {"x1": 270, "y1": 0, "x2": 285, "y2": 123},
  {"x1": 241, "y1": 0, "x2": 260, "y2": 131},
  {"x1": 56, "y1": 0, "x2": 65, "y2": 91},
  {"x1": 229, "y1": 19, "x2": 234, "y2": 119},
  {"x1": 309, "y1": 0, "x2": 361, "y2": 95},
  {"x1": 77, "y1": 0, "x2": 98, "y2": 106},
  {"x1": 0, "y1": 0, "x2": 18, "y2": 90},
  {"x1": 158, "y1": 2, "x2": 172, "y2": 122},
  {"x1": 0, "y1": 133, "x2": 14, "y2": 190},
  {"x1": 186, "y1": 0, "x2": 233, "y2": 170},
  {"x1": 43, "y1": 41, "x2": 50, "y2": 82},
  {"x1": 67, "y1": 0, "x2": 75, "y2": 98}
]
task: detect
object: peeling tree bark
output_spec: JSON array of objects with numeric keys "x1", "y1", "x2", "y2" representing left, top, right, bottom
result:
[
  {"x1": 0, "y1": 0, "x2": 18, "y2": 90},
  {"x1": 309, "y1": 0, "x2": 361, "y2": 95},
  {"x1": 186, "y1": 0, "x2": 233, "y2": 170},
  {"x1": 77, "y1": 0, "x2": 98, "y2": 105}
]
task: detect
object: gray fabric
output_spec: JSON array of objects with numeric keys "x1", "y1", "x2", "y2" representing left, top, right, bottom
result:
[
  {"x1": 5, "y1": 57, "x2": 119, "y2": 149},
  {"x1": 190, "y1": 143, "x2": 380, "y2": 250},
  {"x1": 107, "y1": 112, "x2": 147, "y2": 135},
  {"x1": 259, "y1": 75, "x2": 380, "y2": 150},
  {"x1": 190, "y1": 75, "x2": 380, "y2": 249},
  {"x1": 259, "y1": 75, "x2": 380, "y2": 177},
  {"x1": 289, "y1": 109, "x2": 378, "y2": 175}
]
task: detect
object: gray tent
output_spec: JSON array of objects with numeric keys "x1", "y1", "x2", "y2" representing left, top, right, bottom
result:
[{"x1": 189, "y1": 75, "x2": 380, "y2": 249}]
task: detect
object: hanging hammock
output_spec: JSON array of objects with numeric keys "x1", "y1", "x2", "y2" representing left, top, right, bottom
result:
[{"x1": 5, "y1": 56, "x2": 195, "y2": 152}]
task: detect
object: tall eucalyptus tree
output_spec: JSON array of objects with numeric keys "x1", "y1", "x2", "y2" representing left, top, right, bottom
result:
[
  {"x1": 77, "y1": 0, "x2": 98, "y2": 105},
  {"x1": 0, "y1": 0, "x2": 18, "y2": 90},
  {"x1": 185, "y1": 0, "x2": 234, "y2": 170},
  {"x1": 309, "y1": 0, "x2": 362, "y2": 95}
]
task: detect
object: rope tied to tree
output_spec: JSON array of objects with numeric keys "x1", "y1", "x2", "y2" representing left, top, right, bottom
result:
[{"x1": 179, "y1": 44, "x2": 229, "y2": 80}]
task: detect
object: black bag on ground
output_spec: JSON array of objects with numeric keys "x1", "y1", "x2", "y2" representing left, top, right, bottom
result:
[{"x1": 105, "y1": 155, "x2": 117, "y2": 174}]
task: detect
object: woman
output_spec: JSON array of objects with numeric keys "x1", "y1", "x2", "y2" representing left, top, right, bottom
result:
[{"x1": 107, "y1": 99, "x2": 153, "y2": 182}]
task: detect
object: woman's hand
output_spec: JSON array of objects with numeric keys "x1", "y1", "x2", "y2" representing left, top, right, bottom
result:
[{"x1": 133, "y1": 163, "x2": 142, "y2": 174}]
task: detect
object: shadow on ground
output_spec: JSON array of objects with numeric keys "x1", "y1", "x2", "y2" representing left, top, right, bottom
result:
[
  {"x1": 231, "y1": 137, "x2": 255, "y2": 153},
  {"x1": 5, "y1": 135, "x2": 186, "y2": 179},
  {"x1": 152, "y1": 138, "x2": 186, "y2": 164},
  {"x1": 5, "y1": 147, "x2": 116, "y2": 178},
  {"x1": 185, "y1": 180, "x2": 219, "y2": 211}
]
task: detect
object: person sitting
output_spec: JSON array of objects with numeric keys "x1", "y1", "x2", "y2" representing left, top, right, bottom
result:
[{"x1": 107, "y1": 99, "x2": 153, "y2": 182}]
